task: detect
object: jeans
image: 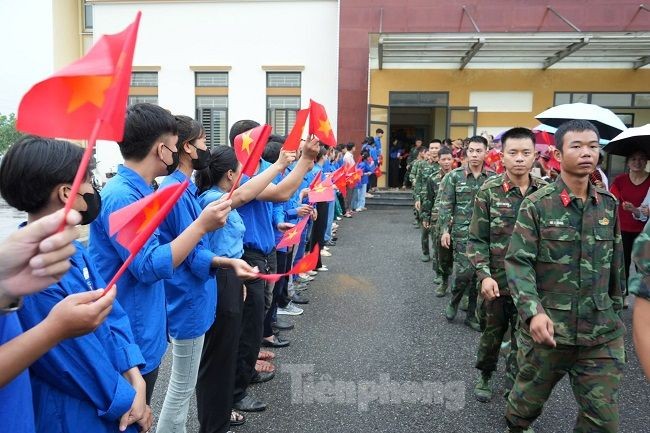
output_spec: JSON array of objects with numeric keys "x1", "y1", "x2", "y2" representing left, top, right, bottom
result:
[
  {"x1": 157, "y1": 335, "x2": 205, "y2": 433},
  {"x1": 324, "y1": 200, "x2": 335, "y2": 242},
  {"x1": 357, "y1": 184, "x2": 367, "y2": 209}
]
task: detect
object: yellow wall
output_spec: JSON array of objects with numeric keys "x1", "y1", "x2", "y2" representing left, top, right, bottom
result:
[{"x1": 52, "y1": 0, "x2": 82, "y2": 69}]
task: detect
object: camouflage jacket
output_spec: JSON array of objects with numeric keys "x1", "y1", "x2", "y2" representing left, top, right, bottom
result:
[
  {"x1": 420, "y1": 169, "x2": 450, "y2": 224},
  {"x1": 437, "y1": 166, "x2": 495, "y2": 237},
  {"x1": 629, "y1": 222, "x2": 650, "y2": 300},
  {"x1": 406, "y1": 146, "x2": 422, "y2": 168},
  {"x1": 505, "y1": 177, "x2": 625, "y2": 346},
  {"x1": 467, "y1": 173, "x2": 547, "y2": 296},
  {"x1": 414, "y1": 162, "x2": 440, "y2": 203}
]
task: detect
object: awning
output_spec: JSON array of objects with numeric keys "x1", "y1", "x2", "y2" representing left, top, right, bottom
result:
[{"x1": 369, "y1": 32, "x2": 650, "y2": 70}]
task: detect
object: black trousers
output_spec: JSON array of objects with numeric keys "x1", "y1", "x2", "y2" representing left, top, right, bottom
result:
[
  {"x1": 196, "y1": 268, "x2": 243, "y2": 433},
  {"x1": 233, "y1": 249, "x2": 273, "y2": 403},
  {"x1": 142, "y1": 367, "x2": 159, "y2": 405},
  {"x1": 311, "y1": 202, "x2": 329, "y2": 268},
  {"x1": 263, "y1": 250, "x2": 292, "y2": 337}
]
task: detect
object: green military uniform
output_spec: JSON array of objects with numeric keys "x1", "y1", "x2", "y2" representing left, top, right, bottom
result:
[
  {"x1": 410, "y1": 158, "x2": 425, "y2": 225},
  {"x1": 467, "y1": 173, "x2": 547, "y2": 398},
  {"x1": 438, "y1": 166, "x2": 494, "y2": 324},
  {"x1": 415, "y1": 161, "x2": 440, "y2": 259},
  {"x1": 404, "y1": 145, "x2": 422, "y2": 188},
  {"x1": 504, "y1": 177, "x2": 626, "y2": 433},
  {"x1": 629, "y1": 222, "x2": 650, "y2": 300},
  {"x1": 421, "y1": 169, "x2": 453, "y2": 291}
]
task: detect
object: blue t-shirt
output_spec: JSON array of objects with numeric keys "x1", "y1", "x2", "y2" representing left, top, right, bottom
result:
[
  {"x1": 237, "y1": 160, "x2": 276, "y2": 255},
  {"x1": 199, "y1": 187, "x2": 245, "y2": 259}
]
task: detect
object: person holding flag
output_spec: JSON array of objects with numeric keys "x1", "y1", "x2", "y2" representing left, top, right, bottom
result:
[
  {"x1": 89, "y1": 104, "x2": 233, "y2": 404},
  {"x1": 155, "y1": 116, "x2": 258, "y2": 433},
  {"x1": 1, "y1": 136, "x2": 152, "y2": 433}
]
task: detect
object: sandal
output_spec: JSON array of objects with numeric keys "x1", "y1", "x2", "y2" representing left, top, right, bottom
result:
[
  {"x1": 255, "y1": 359, "x2": 275, "y2": 373},
  {"x1": 258, "y1": 350, "x2": 276, "y2": 361},
  {"x1": 230, "y1": 410, "x2": 246, "y2": 427}
]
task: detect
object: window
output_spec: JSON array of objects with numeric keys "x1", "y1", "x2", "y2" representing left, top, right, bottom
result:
[
  {"x1": 389, "y1": 92, "x2": 448, "y2": 107},
  {"x1": 196, "y1": 72, "x2": 228, "y2": 87},
  {"x1": 83, "y1": 2, "x2": 93, "y2": 31},
  {"x1": 554, "y1": 92, "x2": 650, "y2": 108},
  {"x1": 266, "y1": 96, "x2": 300, "y2": 136},
  {"x1": 130, "y1": 72, "x2": 158, "y2": 87},
  {"x1": 267, "y1": 72, "x2": 301, "y2": 88},
  {"x1": 128, "y1": 95, "x2": 158, "y2": 106},
  {"x1": 591, "y1": 93, "x2": 633, "y2": 107},
  {"x1": 197, "y1": 96, "x2": 228, "y2": 148},
  {"x1": 554, "y1": 93, "x2": 571, "y2": 105}
]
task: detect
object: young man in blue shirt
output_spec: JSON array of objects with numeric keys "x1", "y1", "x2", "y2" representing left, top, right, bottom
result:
[{"x1": 89, "y1": 104, "x2": 232, "y2": 403}]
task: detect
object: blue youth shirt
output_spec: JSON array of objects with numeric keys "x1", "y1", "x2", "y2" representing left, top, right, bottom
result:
[
  {"x1": 158, "y1": 170, "x2": 218, "y2": 340},
  {"x1": 199, "y1": 187, "x2": 245, "y2": 259},
  {"x1": 89, "y1": 164, "x2": 172, "y2": 374},
  {"x1": 18, "y1": 241, "x2": 143, "y2": 433},
  {"x1": 237, "y1": 160, "x2": 276, "y2": 255}
]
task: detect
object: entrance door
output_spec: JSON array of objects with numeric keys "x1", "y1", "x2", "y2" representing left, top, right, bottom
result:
[
  {"x1": 367, "y1": 104, "x2": 390, "y2": 187},
  {"x1": 447, "y1": 106, "x2": 478, "y2": 139}
]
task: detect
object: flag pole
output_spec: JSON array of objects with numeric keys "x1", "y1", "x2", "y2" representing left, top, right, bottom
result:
[
  {"x1": 226, "y1": 170, "x2": 244, "y2": 200},
  {"x1": 102, "y1": 252, "x2": 135, "y2": 295},
  {"x1": 57, "y1": 117, "x2": 103, "y2": 232}
]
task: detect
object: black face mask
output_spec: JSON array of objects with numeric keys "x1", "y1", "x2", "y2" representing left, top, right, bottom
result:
[
  {"x1": 163, "y1": 144, "x2": 180, "y2": 175},
  {"x1": 191, "y1": 145, "x2": 210, "y2": 170},
  {"x1": 78, "y1": 187, "x2": 101, "y2": 225}
]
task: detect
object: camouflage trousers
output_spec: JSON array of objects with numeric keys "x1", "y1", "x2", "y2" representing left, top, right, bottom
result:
[
  {"x1": 450, "y1": 234, "x2": 477, "y2": 317},
  {"x1": 475, "y1": 295, "x2": 518, "y2": 387},
  {"x1": 506, "y1": 334, "x2": 625, "y2": 433},
  {"x1": 433, "y1": 225, "x2": 453, "y2": 279},
  {"x1": 421, "y1": 224, "x2": 430, "y2": 256}
]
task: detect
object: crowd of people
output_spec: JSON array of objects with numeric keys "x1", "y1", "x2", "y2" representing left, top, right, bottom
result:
[
  {"x1": 0, "y1": 102, "x2": 382, "y2": 433},
  {"x1": 408, "y1": 122, "x2": 650, "y2": 432}
]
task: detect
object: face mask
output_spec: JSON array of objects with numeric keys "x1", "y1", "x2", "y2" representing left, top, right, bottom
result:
[
  {"x1": 163, "y1": 144, "x2": 180, "y2": 174},
  {"x1": 78, "y1": 187, "x2": 101, "y2": 225},
  {"x1": 191, "y1": 144, "x2": 210, "y2": 170}
]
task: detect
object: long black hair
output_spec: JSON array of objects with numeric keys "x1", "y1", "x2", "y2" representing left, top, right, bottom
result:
[{"x1": 195, "y1": 145, "x2": 239, "y2": 194}]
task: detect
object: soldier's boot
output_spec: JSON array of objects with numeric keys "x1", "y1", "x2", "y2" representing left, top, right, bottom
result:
[
  {"x1": 433, "y1": 273, "x2": 442, "y2": 285},
  {"x1": 459, "y1": 295, "x2": 469, "y2": 311},
  {"x1": 464, "y1": 316, "x2": 481, "y2": 332},
  {"x1": 421, "y1": 254, "x2": 430, "y2": 262},
  {"x1": 435, "y1": 279, "x2": 447, "y2": 297},
  {"x1": 445, "y1": 301, "x2": 458, "y2": 321},
  {"x1": 473, "y1": 371, "x2": 493, "y2": 403}
]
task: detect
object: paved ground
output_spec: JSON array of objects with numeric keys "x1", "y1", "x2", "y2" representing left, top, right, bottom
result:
[{"x1": 151, "y1": 206, "x2": 650, "y2": 433}]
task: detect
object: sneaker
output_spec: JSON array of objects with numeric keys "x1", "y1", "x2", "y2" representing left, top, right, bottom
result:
[
  {"x1": 354, "y1": 208, "x2": 363, "y2": 212},
  {"x1": 421, "y1": 254, "x2": 430, "y2": 262},
  {"x1": 297, "y1": 273, "x2": 315, "y2": 281},
  {"x1": 307, "y1": 270, "x2": 318, "y2": 276},
  {"x1": 365, "y1": 193, "x2": 374, "y2": 198},
  {"x1": 323, "y1": 246, "x2": 330, "y2": 251},
  {"x1": 332, "y1": 223, "x2": 339, "y2": 229},
  {"x1": 336, "y1": 216, "x2": 342, "y2": 221},
  {"x1": 474, "y1": 371, "x2": 493, "y2": 402},
  {"x1": 277, "y1": 302, "x2": 303, "y2": 316},
  {"x1": 316, "y1": 266, "x2": 329, "y2": 272},
  {"x1": 321, "y1": 250, "x2": 332, "y2": 257}
]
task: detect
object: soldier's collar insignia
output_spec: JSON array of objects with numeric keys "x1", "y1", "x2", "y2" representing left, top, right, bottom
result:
[
  {"x1": 496, "y1": 201, "x2": 512, "y2": 208},
  {"x1": 599, "y1": 217, "x2": 609, "y2": 226},
  {"x1": 560, "y1": 189, "x2": 571, "y2": 207},
  {"x1": 502, "y1": 181, "x2": 511, "y2": 192}
]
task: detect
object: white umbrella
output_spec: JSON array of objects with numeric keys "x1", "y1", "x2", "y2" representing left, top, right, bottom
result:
[
  {"x1": 602, "y1": 124, "x2": 650, "y2": 156},
  {"x1": 535, "y1": 103, "x2": 626, "y2": 141},
  {"x1": 532, "y1": 123, "x2": 609, "y2": 146}
]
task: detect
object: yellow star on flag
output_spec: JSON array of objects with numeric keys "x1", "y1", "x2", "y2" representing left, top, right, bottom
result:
[
  {"x1": 241, "y1": 131, "x2": 254, "y2": 155},
  {"x1": 136, "y1": 199, "x2": 160, "y2": 234},
  {"x1": 65, "y1": 75, "x2": 114, "y2": 113},
  {"x1": 313, "y1": 185, "x2": 326, "y2": 193},
  {"x1": 286, "y1": 228, "x2": 299, "y2": 240},
  {"x1": 317, "y1": 118, "x2": 332, "y2": 137}
]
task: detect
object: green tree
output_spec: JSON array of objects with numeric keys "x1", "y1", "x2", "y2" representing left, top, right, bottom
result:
[{"x1": 0, "y1": 113, "x2": 22, "y2": 155}]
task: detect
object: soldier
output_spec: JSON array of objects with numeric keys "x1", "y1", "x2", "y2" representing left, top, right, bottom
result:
[
  {"x1": 467, "y1": 128, "x2": 547, "y2": 403},
  {"x1": 415, "y1": 140, "x2": 442, "y2": 261},
  {"x1": 421, "y1": 146, "x2": 454, "y2": 294},
  {"x1": 438, "y1": 136, "x2": 493, "y2": 331},
  {"x1": 631, "y1": 222, "x2": 650, "y2": 378},
  {"x1": 404, "y1": 138, "x2": 424, "y2": 189},
  {"x1": 410, "y1": 148, "x2": 427, "y2": 227},
  {"x1": 505, "y1": 120, "x2": 626, "y2": 433}
]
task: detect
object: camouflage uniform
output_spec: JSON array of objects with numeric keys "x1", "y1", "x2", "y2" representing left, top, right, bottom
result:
[
  {"x1": 438, "y1": 166, "x2": 494, "y2": 321},
  {"x1": 409, "y1": 158, "x2": 424, "y2": 224},
  {"x1": 415, "y1": 161, "x2": 440, "y2": 257},
  {"x1": 421, "y1": 169, "x2": 452, "y2": 284},
  {"x1": 404, "y1": 145, "x2": 422, "y2": 187},
  {"x1": 467, "y1": 173, "x2": 547, "y2": 393},
  {"x1": 629, "y1": 222, "x2": 650, "y2": 300},
  {"x1": 504, "y1": 177, "x2": 626, "y2": 433}
]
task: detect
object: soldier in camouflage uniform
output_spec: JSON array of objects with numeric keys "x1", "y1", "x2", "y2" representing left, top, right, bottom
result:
[
  {"x1": 438, "y1": 136, "x2": 493, "y2": 331},
  {"x1": 421, "y1": 146, "x2": 454, "y2": 294},
  {"x1": 504, "y1": 120, "x2": 626, "y2": 433},
  {"x1": 404, "y1": 139, "x2": 423, "y2": 189},
  {"x1": 467, "y1": 128, "x2": 547, "y2": 403},
  {"x1": 631, "y1": 220, "x2": 650, "y2": 377},
  {"x1": 409, "y1": 149, "x2": 427, "y2": 227},
  {"x1": 415, "y1": 140, "x2": 442, "y2": 261}
]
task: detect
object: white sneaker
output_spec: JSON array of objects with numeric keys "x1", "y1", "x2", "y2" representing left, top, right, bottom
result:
[
  {"x1": 298, "y1": 273, "x2": 315, "y2": 281},
  {"x1": 332, "y1": 223, "x2": 339, "y2": 229},
  {"x1": 277, "y1": 302, "x2": 303, "y2": 316},
  {"x1": 321, "y1": 250, "x2": 332, "y2": 257},
  {"x1": 354, "y1": 208, "x2": 363, "y2": 212},
  {"x1": 307, "y1": 270, "x2": 318, "y2": 276},
  {"x1": 323, "y1": 246, "x2": 330, "y2": 251},
  {"x1": 316, "y1": 266, "x2": 329, "y2": 272}
]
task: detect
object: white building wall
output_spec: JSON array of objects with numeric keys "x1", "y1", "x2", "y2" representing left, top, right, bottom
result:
[
  {"x1": 93, "y1": 0, "x2": 339, "y2": 174},
  {"x1": 0, "y1": 0, "x2": 56, "y2": 114}
]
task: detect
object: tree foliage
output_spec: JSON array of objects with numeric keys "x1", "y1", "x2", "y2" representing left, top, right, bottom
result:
[{"x1": 0, "y1": 113, "x2": 22, "y2": 155}]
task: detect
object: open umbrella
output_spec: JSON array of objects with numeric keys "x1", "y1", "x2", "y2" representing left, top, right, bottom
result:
[
  {"x1": 535, "y1": 103, "x2": 626, "y2": 141},
  {"x1": 532, "y1": 123, "x2": 609, "y2": 146},
  {"x1": 602, "y1": 124, "x2": 650, "y2": 157}
]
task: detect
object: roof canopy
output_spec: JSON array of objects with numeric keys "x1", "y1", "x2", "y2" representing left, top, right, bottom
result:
[{"x1": 370, "y1": 32, "x2": 650, "y2": 70}]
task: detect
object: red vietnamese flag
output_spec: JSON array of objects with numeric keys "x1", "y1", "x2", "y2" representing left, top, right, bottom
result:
[
  {"x1": 374, "y1": 166, "x2": 383, "y2": 178},
  {"x1": 233, "y1": 124, "x2": 272, "y2": 177},
  {"x1": 309, "y1": 177, "x2": 335, "y2": 203},
  {"x1": 276, "y1": 215, "x2": 310, "y2": 249},
  {"x1": 283, "y1": 108, "x2": 309, "y2": 151},
  {"x1": 308, "y1": 99, "x2": 336, "y2": 147},
  {"x1": 103, "y1": 181, "x2": 188, "y2": 293},
  {"x1": 258, "y1": 245, "x2": 319, "y2": 282},
  {"x1": 17, "y1": 13, "x2": 141, "y2": 141},
  {"x1": 309, "y1": 170, "x2": 323, "y2": 190},
  {"x1": 331, "y1": 165, "x2": 346, "y2": 184}
]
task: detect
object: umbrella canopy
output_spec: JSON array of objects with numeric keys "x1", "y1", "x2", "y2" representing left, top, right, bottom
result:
[
  {"x1": 535, "y1": 103, "x2": 627, "y2": 141},
  {"x1": 532, "y1": 123, "x2": 609, "y2": 146},
  {"x1": 602, "y1": 124, "x2": 650, "y2": 157}
]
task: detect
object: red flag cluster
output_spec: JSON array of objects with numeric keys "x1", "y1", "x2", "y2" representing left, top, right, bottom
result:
[
  {"x1": 276, "y1": 215, "x2": 310, "y2": 249},
  {"x1": 281, "y1": 99, "x2": 337, "y2": 151},
  {"x1": 233, "y1": 124, "x2": 273, "y2": 177},
  {"x1": 484, "y1": 149, "x2": 505, "y2": 174},
  {"x1": 258, "y1": 245, "x2": 320, "y2": 282}
]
